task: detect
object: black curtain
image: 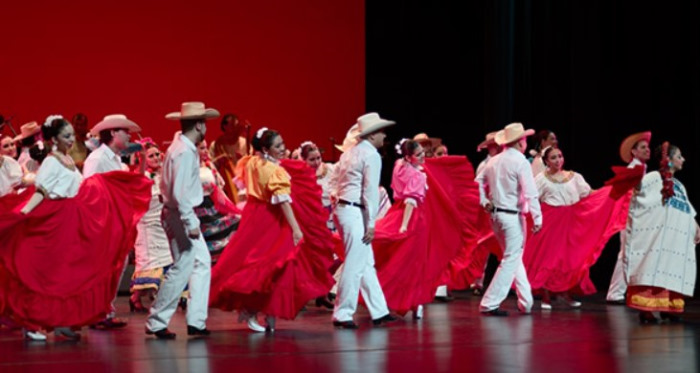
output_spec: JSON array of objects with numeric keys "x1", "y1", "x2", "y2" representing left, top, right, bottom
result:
[{"x1": 367, "y1": 0, "x2": 700, "y2": 292}]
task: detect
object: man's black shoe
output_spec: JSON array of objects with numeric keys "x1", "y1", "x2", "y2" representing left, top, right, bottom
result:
[
  {"x1": 481, "y1": 308, "x2": 508, "y2": 317},
  {"x1": 372, "y1": 314, "x2": 399, "y2": 326},
  {"x1": 187, "y1": 325, "x2": 211, "y2": 336},
  {"x1": 332, "y1": 320, "x2": 359, "y2": 329},
  {"x1": 146, "y1": 328, "x2": 176, "y2": 339}
]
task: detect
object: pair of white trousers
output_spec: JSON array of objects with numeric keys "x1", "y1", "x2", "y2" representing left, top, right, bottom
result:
[
  {"x1": 606, "y1": 230, "x2": 628, "y2": 301},
  {"x1": 146, "y1": 208, "x2": 211, "y2": 331},
  {"x1": 479, "y1": 213, "x2": 533, "y2": 313},
  {"x1": 332, "y1": 204, "x2": 390, "y2": 322}
]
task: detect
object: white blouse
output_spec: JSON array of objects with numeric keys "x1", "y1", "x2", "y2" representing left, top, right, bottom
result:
[
  {"x1": 35, "y1": 155, "x2": 83, "y2": 199},
  {"x1": 317, "y1": 162, "x2": 335, "y2": 207},
  {"x1": 535, "y1": 171, "x2": 591, "y2": 206},
  {"x1": 0, "y1": 156, "x2": 23, "y2": 197}
]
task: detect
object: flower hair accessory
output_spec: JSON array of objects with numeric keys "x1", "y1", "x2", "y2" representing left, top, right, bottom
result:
[
  {"x1": 44, "y1": 114, "x2": 63, "y2": 128},
  {"x1": 256, "y1": 127, "x2": 269, "y2": 139},
  {"x1": 299, "y1": 140, "x2": 315, "y2": 149},
  {"x1": 395, "y1": 138, "x2": 409, "y2": 156},
  {"x1": 540, "y1": 145, "x2": 553, "y2": 158},
  {"x1": 136, "y1": 137, "x2": 156, "y2": 147}
]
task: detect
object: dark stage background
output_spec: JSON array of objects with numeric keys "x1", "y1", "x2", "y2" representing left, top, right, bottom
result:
[{"x1": 367, "y1": 1, "x2": 700, "y2": 294}]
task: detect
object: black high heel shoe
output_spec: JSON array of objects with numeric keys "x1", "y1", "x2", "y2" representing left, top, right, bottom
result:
[
  {"x1": 315, "y1": 296, "x2": 334, "y2": 309},
  {"x1": 54, "y1": 327, "x2": 81, "y2": 341},
  {"x1": 660, "y1": 312, "x2": 682, "y2": 323},
  {"x1": 639, "y1": 311, "x2": 659, "y2": 324},
  {"x1": 178, "y1": 297, "x2": 188, "y2": 312}
]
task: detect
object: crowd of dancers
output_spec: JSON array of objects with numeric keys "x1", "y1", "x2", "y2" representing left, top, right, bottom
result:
[{"x1": 0, "y1": 102, "x2": 697, "y2": 342}]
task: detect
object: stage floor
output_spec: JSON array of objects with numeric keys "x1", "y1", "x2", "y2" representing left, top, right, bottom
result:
[{"x1": 1, "y1": 291, "x2": 698, "y2": 372}]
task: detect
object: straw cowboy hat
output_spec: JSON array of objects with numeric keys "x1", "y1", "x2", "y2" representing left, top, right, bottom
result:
[
  {"x1": 335, "y1": 123, "x2": 361, "y2": 152},
  {"x1": 13, "y1": 121, "x2": 40, "y2": 142},
  {"x1": 476, "y1": 131, "x2": 498, "y2": 151},
  {"x1": 355, "y1": 112, "x2": 395, "y2": 138},
  {"x1": 413, "y1": 133, "x2": 442, "y2": 149},
  {"x1": 165, "y1": 102, "x2": 220, "y2": 120},
  {"x1": 494, "y1": 122, "x2": 535, "y2": 145},
  {"x1": 619, "y1": 131, "x2": 651, "y2": 163},
  {"x1": 90, "y1": 114, "x2": 142, "y2": 136}
]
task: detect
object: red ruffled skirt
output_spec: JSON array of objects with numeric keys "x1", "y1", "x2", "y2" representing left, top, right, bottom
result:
[
  {"x1": 522, "y1": 166, "x2": 644, "y2": 294},
  {"x1": 372, "y1": 156, "x2": 480, "y2": 315},
  {"x1": 0, "y1": 172, "x2": 151, "y2": 329},
  {"x1": 209, "y1": 160, "x2": 335, "y2": 319}
]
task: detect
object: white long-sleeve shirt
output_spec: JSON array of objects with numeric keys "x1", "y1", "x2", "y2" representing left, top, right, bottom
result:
[
  {"x1": 0, "y1": 156, "x2": 23, "y2": 197},
  {"x1": 160, "y1": 132, "x2": 204, "y2": 231},
  {"x1": 331, "y1": 139, "x2": 382, "y2": 228},
  {"x1": 83, "y1": 143, "x2": 123, "y2": 177},
  {"x1": 476, "y1": 147, "x2": 542, "y2": 225}
]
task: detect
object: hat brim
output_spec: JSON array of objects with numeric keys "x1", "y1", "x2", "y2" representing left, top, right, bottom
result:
[
  {"x1": 619, "y1": 131, "x2": 651, "y2": 163},
  {"x1": 13, "y1": 128, "x2": 41, "y2": 142},
  {"x1": 355, "y1": 120, "x2": 396, "y2": 138},
  {"x1": 416, "y1": 137, "x2": 442, "y2": 149},
  {"x1": 476, "y1": 138, "x2": 496, "y2": 151},
  {"x1": 494, "y1": 128, "x2": 535, "y2": 145},
  {"x1": 90, "y1": 119, "x2": 142, "y2": 136},
  {"x1": 165, "y1": 109, "x2": 221, "y2": 121}
]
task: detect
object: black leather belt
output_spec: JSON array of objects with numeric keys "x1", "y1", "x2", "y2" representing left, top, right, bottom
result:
[
  {"x1": 493, "y1": 207, "x2": 519, "y2": 214},
  {"x1": 338, "y1": 199, "x2": 365, "y2": 210}
]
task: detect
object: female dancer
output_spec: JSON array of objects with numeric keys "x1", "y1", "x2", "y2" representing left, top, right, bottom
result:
[
  {"x1": 210, "y1": 128, "x2": 334, "y2": 332},
  {"x1": 130, "y1": 139, "x2": 173, "y2": 312},
  {"x1": 0, "y1": 116, "x2": 150, "y2": 341}
]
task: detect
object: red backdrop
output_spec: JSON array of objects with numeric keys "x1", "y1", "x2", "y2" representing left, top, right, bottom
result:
[{"x1": 0, "y1": 1, "x2": 364, "y2": 154}]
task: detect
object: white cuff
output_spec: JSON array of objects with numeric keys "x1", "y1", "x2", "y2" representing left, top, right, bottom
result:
[
  {"x1": 271, "y1": 194, "x2": 292, "y2": 205},
  {"x1": 404, "y1": 197, "x2": 418, "y2": 207}
]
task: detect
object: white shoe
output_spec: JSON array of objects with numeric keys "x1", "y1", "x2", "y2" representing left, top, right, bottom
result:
[
  {"x1": 24, "y1": 329, "x2": 47, "y2": 341},
  {"x1": 541, "y1": 302, "x2": 552, "y2": 310},
  {"x1": 247, "y1": 316, "x2": 265, "y2": 332},
  {"x1": 568, "y1": 300, "x2": 582, "y2": 308},
  {"x1": 413, "y1": 305, "x2": 424, "y2": 320}
]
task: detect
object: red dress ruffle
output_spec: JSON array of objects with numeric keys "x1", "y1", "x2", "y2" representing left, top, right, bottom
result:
[
  {"x1": 0, "y1": 172, "x2": 151, "y2": 329},
  {"x1": 209, "y1": 159, "x2": 335, "y2": 319},
  {"x1": 372, "y1": 156, "x2": 480, "y2": 315},
  {"x1": 522, "y1": 166, "x2": 644, "y2": 294}
]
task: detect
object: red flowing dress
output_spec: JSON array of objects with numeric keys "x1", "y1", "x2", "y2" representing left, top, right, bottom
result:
[
  {"x1": 0, "y1": 171, "x2": 151, "y2": 329},
  {"x1": 209, "y1": 157, "x2": 335, "y2": 319},
  {"x1": 371, "y1": 156, "x2": 480, "y2": 315}
]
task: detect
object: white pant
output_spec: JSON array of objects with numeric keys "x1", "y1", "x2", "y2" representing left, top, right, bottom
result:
[
  {"x1": 606, "y1": 231, "x2": 628, "y2": 301},
  {"x1": 480, "y1": 213, "x2": 533, "y2": 313},
  {"x1": 146, "y1": 208, "x2": 211, "y2": 331},
  {"x1": 332, "y1": 205, "x2": 389, "y2": 322}
]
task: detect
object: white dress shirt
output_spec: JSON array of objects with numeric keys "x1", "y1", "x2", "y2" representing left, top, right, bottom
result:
[
  {"x1": 0, "y1": 156, "x2": 23, "y2": 197},
  {"x1": 476, "y1": 154, "x2": 492, "y2": 177},
  {"x1": 160, "y1": 132, "x2": 204, "y2": 231},
  {"x1": 331, "y1": 139, "x2": 382, "y2": 228},
  {"x1": 35, "y1": 156, "x2": 83, "y2": 199},
  {"x1": 83, "y1": 143, "x2": 124, "y2": 177},
  {"x1": 476, "y1": 147, "x2": 542, "y2": 225}
]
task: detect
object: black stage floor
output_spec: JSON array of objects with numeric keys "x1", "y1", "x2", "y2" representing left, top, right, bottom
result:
[{"x1": 1, "y1": 291, "x2": 698, "y2": 372}]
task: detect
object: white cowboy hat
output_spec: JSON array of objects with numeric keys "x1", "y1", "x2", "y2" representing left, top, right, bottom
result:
[
  {"x1": 335, "y1": 123, "x2": 361, "y2": 152},
  {"x1": 165, "y1": 102, "x2": 220, "y2": 120},
  {"x1": 494, "y1": 122, "x2": 535, "y2": 145},
  {"x1": 619, "y1": 131, "x2": 651, "y2": 163},
  {"x1": 13, "y1": 121, "x2": 41, "y2": 142},
  {"x1": 355, "y1": 112, "x2": 395, "y2": 138},
  {"x1": 413, "y1": 133, "x2": 442, "y2": 149},
  {"x1": 90, "y1": 114, "x2": 142, "y2": 136},
  {"x1": 476, "y1": 131, "x2": 498, "y2": 151}
]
